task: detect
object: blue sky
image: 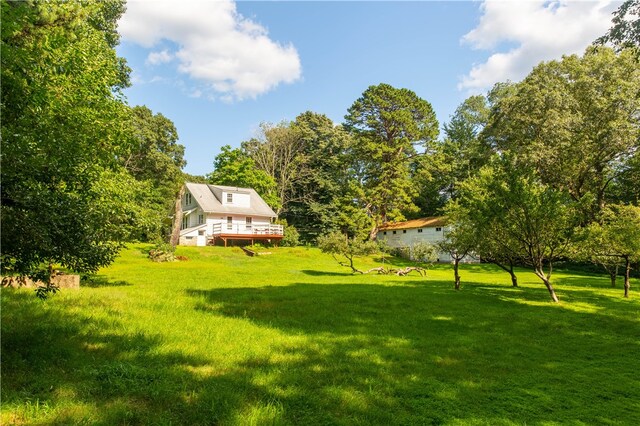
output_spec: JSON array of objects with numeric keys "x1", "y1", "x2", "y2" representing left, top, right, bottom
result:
[{"x1": 116, "y1": 1, "x2": 619, "y2": 177}]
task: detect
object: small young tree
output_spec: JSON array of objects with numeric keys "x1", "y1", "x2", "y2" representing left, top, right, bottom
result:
[
  {"x1": 317, "y1": 231, "x2": 379, "y2": 274},
  {"x1": 583, "y1": 205, "x2": 640, "y2": 298},
  {"x1": 436, "y1": 224, "x2": 476, "y2": 291}
]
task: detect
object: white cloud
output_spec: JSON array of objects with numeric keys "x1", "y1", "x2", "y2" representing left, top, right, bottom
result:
[
  {"x1": 459, "y1": 0, "x2": 619, "y2": 92},
  {"x1": 118, "y1": 0, "x2": 302, "y2": 100},
  {"x1": 146, "y1": 49, "x2": 174, "y2": 66}
]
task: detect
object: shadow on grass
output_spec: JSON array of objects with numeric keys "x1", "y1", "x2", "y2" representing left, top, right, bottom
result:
[
  {"x1": 82, "y1": 274, "x2": 132, "y2": 288},
  {"x1": 1, "y1": 290, "x2": 268, "y2": 425},
  {"x1": 184, "y1": 281, "x2": 640, "y2": 424},
  {"x1": 300, "y1": 269, "x2": 352, "y2": 277},
  {"x1": 3, "y1": 276, "x2": 639, "y2": 425}
]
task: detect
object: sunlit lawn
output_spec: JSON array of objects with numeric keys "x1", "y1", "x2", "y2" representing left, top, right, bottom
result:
[{"x1": 2, "y1": 245, "x2": 639, "y2": 425}]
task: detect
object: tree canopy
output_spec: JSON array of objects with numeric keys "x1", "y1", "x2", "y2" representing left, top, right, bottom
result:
[
  {"x1": 344, "y1": 83, "x2": 439, "y2": 238},
  {"x1": 482, "y1": 47, "x2": 640, "y2": 220},
  {"x1": 1, "y1": 1, "x2": 186, "y2": 287}
]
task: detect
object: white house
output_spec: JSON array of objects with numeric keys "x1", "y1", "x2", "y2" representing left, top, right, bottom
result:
[
  {"x1": 179, "y1": 183, "x2": 283, "y2": 247},
  {"x1": 376, "y1": 216, "x2": 478, "y2": 263}
]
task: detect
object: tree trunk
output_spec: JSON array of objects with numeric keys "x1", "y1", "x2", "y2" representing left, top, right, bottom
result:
[
  {"x1": 454, "y1": 258, "x2": 461, "y2": 290},
  {"x1": 610, "y1": 264, "x2": 618, "y2": 288},
  {"x1": 169, "y1": 185, "x2": 185, "y2": 248},
  {"x1": 624, "y1": 256, "x2": 630, "y2": 298},
  {"x1": 369, "y1": 224, "x2": 379, "y2": 241},
  {"x1": 493, "y1": 261, "x2": 518, "y2": 287},
  {"x1": 534, "y1": 267, "x2": 559, "y2": 303},
  {"x1": 510, "y1": 271, "x2": 518, "y2": 288}
]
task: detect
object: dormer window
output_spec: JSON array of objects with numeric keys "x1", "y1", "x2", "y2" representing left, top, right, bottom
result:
[
  {"x1": 226, "y1": 193, "x2": 233, "y2": 203},
  {"x1": 185, "y1": 193, "x2": 192, "y2": 205}
]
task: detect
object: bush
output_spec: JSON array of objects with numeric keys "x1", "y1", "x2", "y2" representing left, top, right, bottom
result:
[
  {"x1": 148, "y1": 243, "x2": 176, "y2": 262},
  {"x1": 277, "y1": 219, "x2": 300, "y2": 247}
]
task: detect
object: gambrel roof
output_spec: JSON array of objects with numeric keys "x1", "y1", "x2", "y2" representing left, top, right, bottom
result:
[{"x1": 184, "y1": 183, "x2": 277, "y2": 218}]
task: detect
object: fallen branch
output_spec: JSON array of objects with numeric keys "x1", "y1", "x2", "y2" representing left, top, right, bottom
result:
[
  {"x1": 390, "y1": 267, "x2": 426, "y2": 276},
  {"x1": 363, "y1": 267, "x2": 387, "y2": 274}
]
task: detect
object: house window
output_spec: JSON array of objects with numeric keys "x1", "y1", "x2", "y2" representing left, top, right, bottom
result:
[
  {"x1": 185, "y1": 193, "x2": 192, "y2": 205},
  {"x1": 436, "y1": 227, "x2": 442, "y2": 232},
  {"x1": 198, "y1": 214, "x2": 204, "y2": 225},
  {"x1": 198, "y1": 230, "x2": 205, "y2": 236},
  {"x1": 227, "y1": 216, "x2": 233, "y2": 231},
  {"x1": 182, "y1": 216, "x2": 188, "y2": 230},
  {"x1": 403, "y1": 230, "x2": 407, "y2": 234},
  {"x1": 245, "y1": 217, "x2": 252, "y2": 231},
  {"x1": 383, "y1": 231, "x2": 387, "y2": 235},
  {"x1": 393, "y1": 231, "x2": 396, "y2": 234},
  {"x1": 227, "y1": 193, "x2": 233, "y2": 203},
  {"x1": 418, "y1": 228, "x2": 423, "y2": 233}
]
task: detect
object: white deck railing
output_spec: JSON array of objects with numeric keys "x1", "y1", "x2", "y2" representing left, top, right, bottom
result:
[{"x1": 211, "y1": 223, "x2": 284, "y2": 236}]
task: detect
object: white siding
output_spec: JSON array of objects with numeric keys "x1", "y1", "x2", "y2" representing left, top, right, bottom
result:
[
  {"x1": 222, "y1": 191, "x2": 251, "y2": 208},
  {"x1": 378, "y1": 226, "x2": 453, "y2": 262},
  {"x1": 181, "y1": 207, "x2": 205, "y2": 230}
]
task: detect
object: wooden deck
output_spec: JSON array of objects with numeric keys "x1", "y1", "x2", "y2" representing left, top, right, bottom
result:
[
  {"x1": 210, "y1": 233, "x2": 284, "y2": 247},
  {"x1": 209, "y1": 223, "x2": 284, "y2": 247}
]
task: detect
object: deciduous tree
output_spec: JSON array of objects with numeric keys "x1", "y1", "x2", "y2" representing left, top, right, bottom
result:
[
  {"x1": 0, "y1": 0, "x2": 147, "y2": 291},
  {"x1": 285, "y1": 112, "x2": 356, "y2": 241},
  {"x1": 595, "y1": 0, "x2": 640, "y2": 51},
  {"x1": 458, "y1": 158, "x2": 576, "y2": 302},
  {"x1": 242, "y1": 122, "x2": 308, "y2": 216},
  {"x1": 317, "y1": 231, "x2": 380, "y2": 274},
  {"x1": 581, "y1": 205, "x2": 640, "y2": 298},
  {"x1": 208, "y1": 145, "x2": 280, "y2": 210},
  {"x1": 482, "y1": 47, "x2": 640, "y2": 221}
]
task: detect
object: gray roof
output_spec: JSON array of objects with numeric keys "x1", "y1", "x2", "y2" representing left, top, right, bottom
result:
[{"x1": 184, "y1": 183, "x2": 277, "y2": 218}]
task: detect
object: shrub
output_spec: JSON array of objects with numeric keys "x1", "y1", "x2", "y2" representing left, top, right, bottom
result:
[
  {"x1": 277, "y1": 219, "x2": 300, "y2": 247},
  {"x1": 148, "y1": 243, "x2": 176, "y2": 262}
]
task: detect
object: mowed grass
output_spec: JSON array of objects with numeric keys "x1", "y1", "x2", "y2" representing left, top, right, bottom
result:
[{"x1": 2, "y1": 245, "x2": 639, "y2": 425}]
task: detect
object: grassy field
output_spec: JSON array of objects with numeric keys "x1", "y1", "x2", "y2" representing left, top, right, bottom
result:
[{"x1": 2, "y1": 245, "x2": 639, "y2": 425}]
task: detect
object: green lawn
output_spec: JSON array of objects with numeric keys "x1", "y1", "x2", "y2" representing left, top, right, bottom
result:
[{"x1": 2, "y1": 245, "x2": 639, "y2": 425}]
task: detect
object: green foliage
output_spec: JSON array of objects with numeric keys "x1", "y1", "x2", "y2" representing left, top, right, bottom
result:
[
  {"x1": 453, "y1": 157, "x2": 578, "y2": 301},
  {"x1": 209, "y1": 112, "x2": 365, "y2": 242},
  {"x1": 276, "y1": 219, "x2": 300, "y2": 247},
  {"x1": 579, "y1": 204, "x2": 640, "y2": 297},
  {"x1": 121, "y1": 105, "x2": 186, "y2": 242},
  {"x1": 595, "y1": 0, "x2": 640, "y2": 51},
  {"x1": 440, "y1": 95, "x2": 492, "y2": 195},
  {"x1": 0, "y1": 0, "x2": 146, "y2": 279},
  {"x1": 284, "y1": 112, "x2": 358, "y2": 242},
  {"x1": 435, "y1": 226, "x2": 476, "y2": 263},
  {"x1": 241, "y1": 122, "x2": 306, "y2": 216},
  {"x1": 410, "y1": 241, "x2": 438, "y2": 265},
  {"x1": 148, "y1": 242, "x2": 177, "y2": 263},
  {"x1": 584, "y1": 205, "x2": 640, "y2": 260},
  {"x1": 344, "y1": 83, "x2": 439, "y2": 235},
  {"x1": 482, "y1": 47, "x2": 640, "y2": 220},
  {"x1": 207, "y1": 145, "x2": 280, "y2": 210},
  {"x1": 317, "y1": 231, "x2": 379, "y2": 273}
]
